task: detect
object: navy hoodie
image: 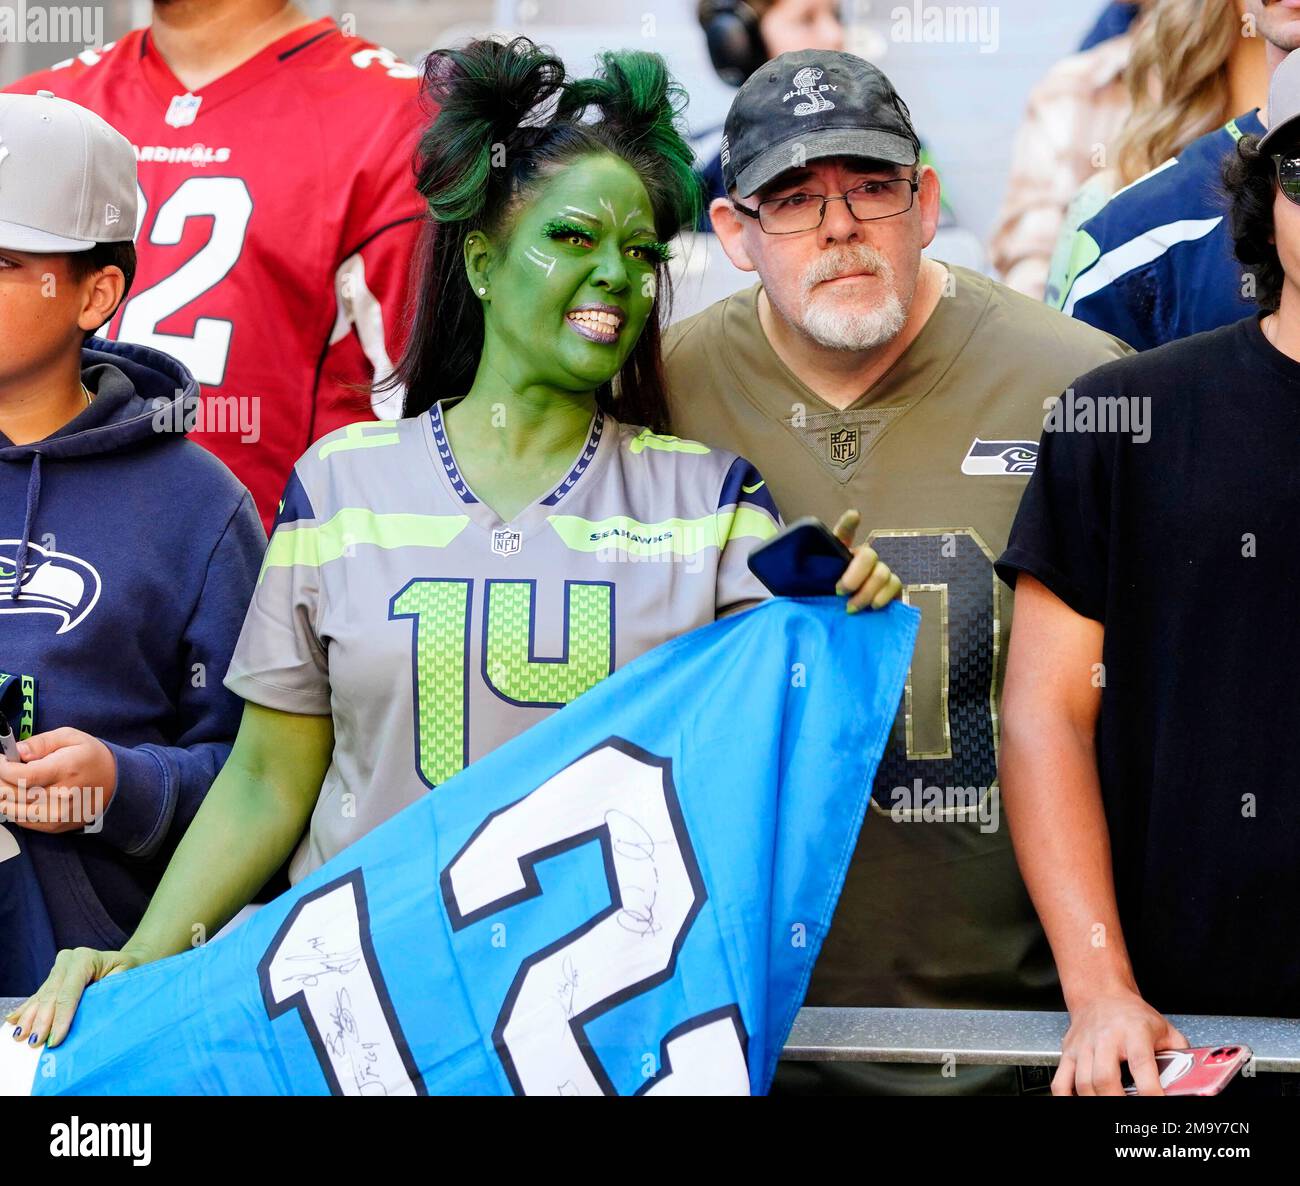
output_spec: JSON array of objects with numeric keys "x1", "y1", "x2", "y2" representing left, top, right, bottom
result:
[{"x1": 0, "y1": 338, "x2": 265, "y2": 973}]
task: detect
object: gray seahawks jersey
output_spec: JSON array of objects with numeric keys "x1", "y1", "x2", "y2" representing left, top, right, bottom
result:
[{"x1": 225, "y1": 402, "x2": 780, "y2": 882}]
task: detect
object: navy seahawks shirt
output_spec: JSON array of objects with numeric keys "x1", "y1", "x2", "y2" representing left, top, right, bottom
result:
[{"x1": 1055, "y1": 112, "x2": 1264, "y2": 351}]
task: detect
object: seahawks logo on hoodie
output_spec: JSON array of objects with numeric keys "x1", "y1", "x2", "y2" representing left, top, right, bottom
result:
[{"x1": 0, "y1": 541, "x2": 101, "y2": 634}]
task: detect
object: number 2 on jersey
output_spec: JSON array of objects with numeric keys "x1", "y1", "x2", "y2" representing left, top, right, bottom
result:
[{"x1": 108, "y1": 178, "x2": 254, "y2": 386}]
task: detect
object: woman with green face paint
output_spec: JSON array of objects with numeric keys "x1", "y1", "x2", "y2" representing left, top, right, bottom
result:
[{"x1": 8, "y1": 37, "x2": 901, "y2": 1050}]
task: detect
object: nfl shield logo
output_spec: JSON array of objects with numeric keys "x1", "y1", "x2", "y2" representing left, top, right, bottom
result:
[
  {"x1": 492, "y1": 529, "x2": 522, "y2": 557},
  {"x1": 828, "y1": 426, "x2": 859, "y2": 467},
  {"x1": 165, "y1": 93, "x2": 202, "y2": 129}
]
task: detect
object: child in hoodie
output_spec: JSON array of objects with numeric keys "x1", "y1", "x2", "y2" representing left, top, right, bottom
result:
[{"x1": 0, "y1": 92, "x2": 265, "y2": 992}]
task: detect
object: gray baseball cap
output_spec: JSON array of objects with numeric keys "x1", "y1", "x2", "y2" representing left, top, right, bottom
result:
[
  {"x1": 720, "y1": 50, "x2": 919, "y2": 199},
  {"x1": 1259, "y1": 49, "x2": 1300, "y2": 154},
  {"x1": 0, "y1": 91, "x2": 136, "y2": 252}
]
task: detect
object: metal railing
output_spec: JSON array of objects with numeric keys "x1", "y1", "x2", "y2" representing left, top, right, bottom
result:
[{"x1": 783, "y1": 1007, "x2": 1300, "y2": 1074}]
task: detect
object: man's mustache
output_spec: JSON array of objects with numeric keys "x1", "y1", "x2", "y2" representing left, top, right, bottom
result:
[{"x1": 803, "y1": 247, "x2": 893, "y2": 292}]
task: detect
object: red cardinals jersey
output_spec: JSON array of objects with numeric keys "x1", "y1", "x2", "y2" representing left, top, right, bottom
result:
[{"x1": 8, "y1": 19, "x2": 428, "y2": 528}]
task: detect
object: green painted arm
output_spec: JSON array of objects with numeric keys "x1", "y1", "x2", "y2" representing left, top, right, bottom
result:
[{"x1": 121, "y1": 700, "x2": 333, "y2": 965}]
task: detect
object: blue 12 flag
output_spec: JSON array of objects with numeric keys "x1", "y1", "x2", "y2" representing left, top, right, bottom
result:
[{"x1": 30, "y1": 597, "x2": 917, "y2": 1096}]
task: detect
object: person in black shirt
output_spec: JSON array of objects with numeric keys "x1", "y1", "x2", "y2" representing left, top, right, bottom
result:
[{"x1": 995, "y1": 52, "x2": 1300, "y2": 1097}]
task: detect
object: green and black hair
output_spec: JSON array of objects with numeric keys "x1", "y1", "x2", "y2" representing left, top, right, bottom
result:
[{"x1": 388, "y1": 37, "x2": 703, "y2": 430}]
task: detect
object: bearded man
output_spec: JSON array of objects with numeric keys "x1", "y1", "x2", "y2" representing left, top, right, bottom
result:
[{"x1": 663, "y1": 49, "x2": 1129, "y2": 1096}]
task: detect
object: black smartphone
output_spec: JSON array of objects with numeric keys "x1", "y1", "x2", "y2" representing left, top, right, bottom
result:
[{"x1": 747, "y1": 516, "x2": 853, "y2": 598}]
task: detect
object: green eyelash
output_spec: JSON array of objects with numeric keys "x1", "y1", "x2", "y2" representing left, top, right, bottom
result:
[
  {"x1": 633, "y1": 240, "x2": 673, "y2": 265},
  {"x1": 542, "y1": 219, "x2": 594, "y2": 242},
  {"x1": 541, "y1": 219, "x2": 672, "y2": 265}
]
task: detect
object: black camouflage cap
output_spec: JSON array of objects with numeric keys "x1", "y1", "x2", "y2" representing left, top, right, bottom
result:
[{"x1": 720, "y1": 50, "x2": 919, "y2": 199}]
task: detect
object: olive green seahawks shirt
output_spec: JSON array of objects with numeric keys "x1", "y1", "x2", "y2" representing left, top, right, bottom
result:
[{"x1": 664, "y1": 265, "x2": 1129, "y2": 1093}]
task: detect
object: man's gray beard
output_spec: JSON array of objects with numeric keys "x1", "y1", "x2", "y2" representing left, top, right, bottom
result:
[{"x1": 798, "y1": 288, "x2": 907, "y2": 351}]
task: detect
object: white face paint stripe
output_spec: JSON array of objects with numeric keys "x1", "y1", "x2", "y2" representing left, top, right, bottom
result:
[
  {"x1": 621, "y1": 207, "x2": 644, "y2": 227},
  {"x1": 562, "y1": 205, "x2": 597, "y2": 221},
  {"x1": 598, "y1": 197, "x2": 616, "y2": 221},
  {"x1": 524, "y1": 246, "x2": 557, "y2": 276}
]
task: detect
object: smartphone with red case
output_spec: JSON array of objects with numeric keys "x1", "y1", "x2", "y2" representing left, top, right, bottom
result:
[{"x1": 1120, "y1": 1045, "x2": 1253, "y2": 1096}]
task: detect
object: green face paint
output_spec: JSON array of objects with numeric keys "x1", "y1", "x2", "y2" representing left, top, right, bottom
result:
[{"x1": 478, "y1": 154, "x2": 667, "y2": 395}]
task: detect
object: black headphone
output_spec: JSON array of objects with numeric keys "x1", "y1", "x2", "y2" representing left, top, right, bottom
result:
[{"x1": 697, "y1": 0, "x2": 767, "y2": 88}]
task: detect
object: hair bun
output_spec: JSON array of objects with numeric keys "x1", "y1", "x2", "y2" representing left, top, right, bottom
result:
[{"x1": 417, "y1": 37, "x2": 568, "y2": 223}]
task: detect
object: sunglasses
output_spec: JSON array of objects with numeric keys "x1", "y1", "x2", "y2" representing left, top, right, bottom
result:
[{"x1": 1274, "y1": 151, "x2": 1300, "y2": 205}]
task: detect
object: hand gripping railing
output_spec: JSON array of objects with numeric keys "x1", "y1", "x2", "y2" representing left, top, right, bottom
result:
[{"x1": 782, "y1": 1007, "x2": 1300, "y2": 1073}]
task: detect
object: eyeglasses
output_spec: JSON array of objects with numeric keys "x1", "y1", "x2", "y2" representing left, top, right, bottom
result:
[
  {"x1": 732, "y1": 176, "x2": 920, "y2": 235},
  {"x1": 1275, "y1": 152, "x2": 1300, "y2": 205}
]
